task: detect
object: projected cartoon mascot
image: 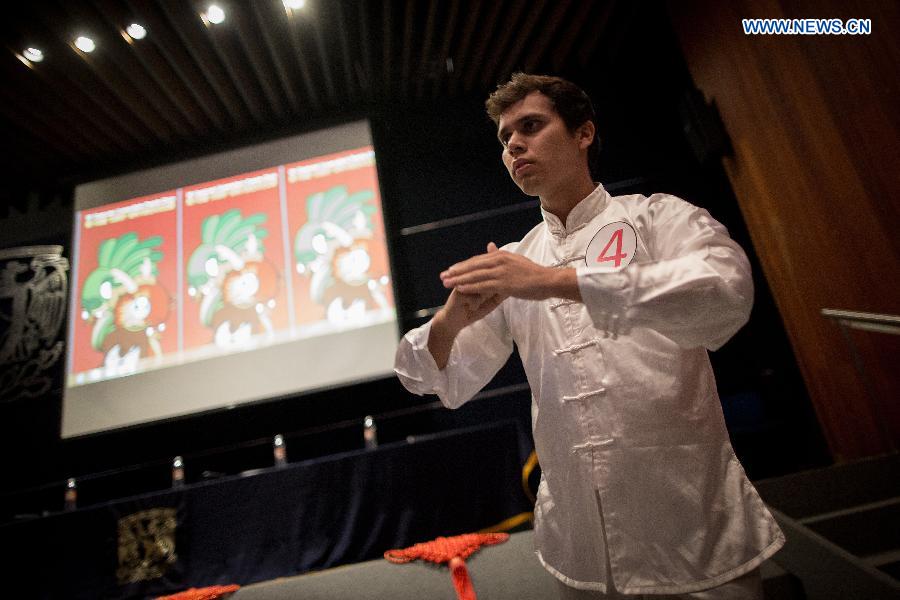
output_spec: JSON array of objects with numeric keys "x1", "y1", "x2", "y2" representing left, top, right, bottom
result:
[
  {"x1": 294, "y1": 185, "x2": 390, "y2": 325},
  {"x1": 81, "y1": 233, "x2": 170, "y2": 377},
  {"x1": 187, "y1": 209, "x2": 279, "y2": 348}
]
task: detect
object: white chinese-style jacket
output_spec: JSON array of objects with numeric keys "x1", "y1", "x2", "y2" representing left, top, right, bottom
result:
[{"x1": 394, "y1": 184, "x2": 784, "y2": 594}]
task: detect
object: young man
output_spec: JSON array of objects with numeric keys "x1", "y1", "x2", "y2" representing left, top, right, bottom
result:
[{"x1": 394, "y1": 73, "x2": 784, "y2": 599}]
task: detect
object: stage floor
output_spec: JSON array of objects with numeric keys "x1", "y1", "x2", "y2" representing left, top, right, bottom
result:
[{"x1": 233, "y1": 529, "x2": 557, "y2": 600}]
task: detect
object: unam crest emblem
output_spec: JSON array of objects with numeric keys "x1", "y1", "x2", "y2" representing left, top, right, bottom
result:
[{"x1": 117, "y1": 507, "x2": 178, "y2": 585}]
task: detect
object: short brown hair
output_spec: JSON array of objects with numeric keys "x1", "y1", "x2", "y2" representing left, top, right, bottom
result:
[{"x1": 486, "y1": 73, "x2": 599, "y2": 171}]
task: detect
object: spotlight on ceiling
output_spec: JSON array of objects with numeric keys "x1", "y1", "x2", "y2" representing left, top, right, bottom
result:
[
  {"x1": 126, "y1": 23, "x2": 147, "y2": 40},
  {"x1": 74, "y1": 36, "x2": 95, "y2": 53},
  {"x1": 23, "y1": 47, "x2": 44, "y2": 62},
  {"x1": 205, "y1": 4, "x2": 226, "y2": 25},
  {"x1": 283, "y1": 0, "x2": 306, "y2": 9}
]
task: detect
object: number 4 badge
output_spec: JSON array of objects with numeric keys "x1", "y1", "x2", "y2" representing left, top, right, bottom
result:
[{"x1": 585, "y1": 221, "x2": 637, "y2": 272}]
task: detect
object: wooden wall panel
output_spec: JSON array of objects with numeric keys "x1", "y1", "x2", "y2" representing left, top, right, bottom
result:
[{"x1": 669, "y1": 0, "x2": 900, "y2": 460}]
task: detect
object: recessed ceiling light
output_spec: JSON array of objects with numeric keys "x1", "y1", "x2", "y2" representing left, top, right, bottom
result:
[
  {"x1": 205, "y1": 5, "x2": 226, "y2": 24},
  {"x1": 283, "y1": 0, "x2": 306, "y2": 9},
  {"x1": 126, "y1": 23, "x2": 146, "y2": 40},
  {"x1": 23, "y1": 47, "x2": 44, "y2": 62},
  {"x1": 74, "y1": 36, "x2": 95, "y2": 53}
]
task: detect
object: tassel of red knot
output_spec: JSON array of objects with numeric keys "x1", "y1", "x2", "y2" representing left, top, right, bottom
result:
[{"x1": 384, "y1": 533, "x2": 510, "y2": 600}]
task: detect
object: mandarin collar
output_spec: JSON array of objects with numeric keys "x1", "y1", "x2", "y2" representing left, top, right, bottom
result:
[{"x1": 540, "y1": 183, "x2": 610, "y2": 237}]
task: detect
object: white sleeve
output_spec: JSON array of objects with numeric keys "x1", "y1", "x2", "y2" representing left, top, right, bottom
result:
[
  {"x1": 394, "y1": 304, "x2": 514, "y2": 409},
  {"x1": 576, "y1": 195, "x2": 753, "y2": 350}
]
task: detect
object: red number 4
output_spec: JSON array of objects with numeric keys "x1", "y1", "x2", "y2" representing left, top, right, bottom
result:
[{"x1": 596, "y1": 228, "x2": 628, "y2": 267}]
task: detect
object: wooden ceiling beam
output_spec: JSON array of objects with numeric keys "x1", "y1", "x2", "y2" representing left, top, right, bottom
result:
[
  {"x1": 308, "y1": 4, "x2": 337, "y2": 106},
  {"x1": 381, "y1": 1, "x2": 393, "y2": 99},
  {"x1": 429, "y1": 0, "x2": 460, "y2": 100},
  {"x1": 206, "y1": 30, "x2": 269, "y2": 126},
  {"x1": 92, "y1": 0, "x2": 214, "y2": 138},
  {"x1": 38, "y1": 0, "x2": 178, "y2": 143},
  {"x1": 60, "y1": 0, "x2": 193, "y2": 141},
  {"x1": 122, "y1": 0, "x2": 229, "y2": 132},
  {"x1": 14, "y1": 25, "x2": 150, "y2": 152},
  {"x1": 250, "y1": 1, "x2": 301, "y2": 115},
  {"x1": 522, "y1": 0, "x2": 575, "y2": 74},
  {"x1": 0, "y1": 0, "x2": 635, "y2": 192},
  {"x1": 24, "y1": 6, "x2": 162, "y2": 148},
  {"x1": 0, "y1": 57, "x2": 133, "y2": 159},
  {"x1": 230, "y1": 2, "x2": 289, "y2": 120},
  {"x1": 461, "y1": 0, "x2": 506, "y2": 93},
  {"x1": 413, "y1": 0, "x2": 439, "y2": 101},
  {"x1": 206, "y1": 3, "x2": 279, "y2": 125},
  {"x1": 447, "y1": 0, "x2": 483, "y2": 95},
  {"x1": 490, "y1": 0, "x2": 552, "y2": 86},
  {"x1": 477, "y1": 0, "x2": 536, "y2": 90},
  {"x1": 551, "y1": 1, "x2": 596, "y2": 73},
  {"x1": 399, "y1": 0, "x2": 415, "y2": 99},
  {"x1": 284, "y1": 7, "x2": 323, "y2": 113},
  {"x1": 333, "y1": 0, "x2": 358, "y2": 105},
  {"x1": 576, "y1": 1, "x2": 617, "y2": 68},
  {"x1": 355, "y1": 0, "x2": 374, "y2": 103},
  {"x1": 156, "y1": 0, "x2": 251, "y2": 130}
]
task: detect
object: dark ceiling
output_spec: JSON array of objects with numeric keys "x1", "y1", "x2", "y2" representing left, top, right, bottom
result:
[{"x1": 1, "y1": 0, "x2": 639, "y2": 195}]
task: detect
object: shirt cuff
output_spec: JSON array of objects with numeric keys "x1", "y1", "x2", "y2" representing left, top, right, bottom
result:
[
  {"x1": 575, "y1": 267, "x2": 633, "y2": 338},
  {"x1": 394, "y1": 320, "x2": 450, "y2": 397}
]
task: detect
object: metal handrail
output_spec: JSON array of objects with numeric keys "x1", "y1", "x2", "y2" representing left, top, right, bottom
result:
[{"x1": 821, "y1": 309, "x2": 900, "y2": 335}]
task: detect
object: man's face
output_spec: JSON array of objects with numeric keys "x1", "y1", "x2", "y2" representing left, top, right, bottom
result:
[{"x1": 497, "y1": 91, "x2": 591, "y2": 197}]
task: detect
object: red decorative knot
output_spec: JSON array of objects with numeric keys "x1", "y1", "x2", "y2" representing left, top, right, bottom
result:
[
  {"x1": 384, "y1": 533, "x2": 510, "y2": 600},
  {"x1": 156, "y1": 584, "x2": 240, "y2": 600},
  {"x1": 384, "y1": 532, "x2": 509, "y2": 564}
]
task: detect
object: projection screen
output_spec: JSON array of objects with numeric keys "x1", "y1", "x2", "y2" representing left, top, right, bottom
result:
[{"x1": 63, "y1": 121, "x2": 397, "y2": 438}]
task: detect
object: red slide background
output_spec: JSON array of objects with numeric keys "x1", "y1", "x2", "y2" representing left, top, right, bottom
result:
[
  {"x1": 71, "y1": 192, "x2": 178, "y2": 374},
  {"x1": 181, "y1": 168, "x2": 289, "y2": 351},
  {"x1": 285, "y1": 147, "x2": 394, "y2": 327}
]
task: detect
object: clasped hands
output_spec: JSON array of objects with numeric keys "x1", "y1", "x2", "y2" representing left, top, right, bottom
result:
[{"x1": 437, "y1": 242, "x2": 570, "y2": 331}]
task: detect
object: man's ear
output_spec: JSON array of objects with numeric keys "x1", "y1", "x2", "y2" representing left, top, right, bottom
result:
[{"x1": 577, "y1": 121, "x2": 595, "y2": 150}]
